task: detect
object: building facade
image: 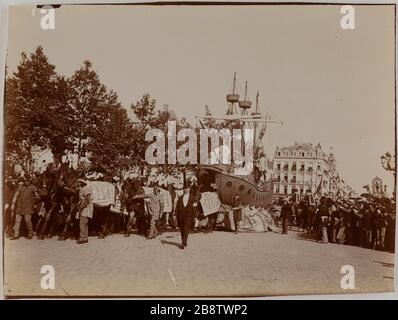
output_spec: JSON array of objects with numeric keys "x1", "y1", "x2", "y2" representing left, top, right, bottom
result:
[{"x1": 273, "y1": 142, "x2": 343, "y2": 199}]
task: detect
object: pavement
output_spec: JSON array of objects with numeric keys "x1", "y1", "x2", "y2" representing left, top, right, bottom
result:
[{"x1": 3, "y1": 228, "x2": 395, "y2": 297}]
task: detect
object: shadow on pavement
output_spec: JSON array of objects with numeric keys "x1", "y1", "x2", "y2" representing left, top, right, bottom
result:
[
  {"x1": 374, "y1": 260, "x2": 394, "y2": 268},
  {"x1": 161, "y1": 240, "x2": 182, "y2": 249},
  {"x1": 295, "y1": 231, "x2": 319, "y2": 243}
]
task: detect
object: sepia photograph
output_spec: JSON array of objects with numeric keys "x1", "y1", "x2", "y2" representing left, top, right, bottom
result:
[{"x1": 1, "y1": 1, "x2": 396, "y2": 298}]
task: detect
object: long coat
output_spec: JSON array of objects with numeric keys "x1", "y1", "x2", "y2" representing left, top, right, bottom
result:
[{"x1": 175, "y1": 193, "x2": 196, "y2": 229}]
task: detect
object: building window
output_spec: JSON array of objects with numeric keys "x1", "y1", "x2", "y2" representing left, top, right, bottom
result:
[
  {"x1": 301, "y1": 152, "x2": 305, "y2": 157},
  {"x1": 300, "y1": 163, "x2": 305, "y2": 171},
  {"x1": 284, "y1": 186, "x2": 288, "y2": 194},
  {"x1": 278, "y1": 152, "x2": 281, "y2": 156},
  {"x1": 284, "y1": 175, "x2": 288, "y2": 182},
  {"x1": 277, "y1": 163, "x2": 281, "y2": 170},
  {"x1": 317, "y1": 164, "x2": 321, "y2": 170},
  {"x1": 291, "y1": 162, "x2": 297, "y2": 171}
]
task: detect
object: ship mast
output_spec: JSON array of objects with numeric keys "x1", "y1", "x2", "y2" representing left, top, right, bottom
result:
[
  {"x1": 239, "y1": 81, "x2": 252, "y2": 115},
  {"x1": 253, "y1": 91, "x2": 260, "y2": 151},
  {"x1": 226, "y1": 72, "x2": 239, "y2": 115},
  {"x1": 200, "y1": 74, "x2": 282, "y2": 158}
]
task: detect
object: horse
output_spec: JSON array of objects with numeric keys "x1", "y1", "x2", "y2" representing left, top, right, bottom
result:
[
  {"x1": 57, "y1": 168, "x2": 119, "y2": 240},
  {"x1": 57, "y1": 165, "x2": 83, "y2": 240},
  {"x1": 36, "y1": 163, "x2": 66, "y2": 239}
]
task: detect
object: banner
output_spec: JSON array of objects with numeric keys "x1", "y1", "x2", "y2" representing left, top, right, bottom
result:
[{"x1": 200, "y1": 192, "x2": 221, "y2": 216}]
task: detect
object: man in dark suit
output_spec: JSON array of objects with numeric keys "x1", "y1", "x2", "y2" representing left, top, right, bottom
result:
[
  {"x1": 175, "y1": 184, "x2": 201, "y2": 249},
  {"x1": 280, "y1": 198, "x2": 293, "y2": 234}
]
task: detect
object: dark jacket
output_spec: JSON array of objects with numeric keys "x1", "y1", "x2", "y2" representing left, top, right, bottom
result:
[
  {"x1": 281, "y1": 203, "x2": 293, "y2": 220},
  {"x1": 175, "y1": 193, "x2": 196, "y2": 229}
]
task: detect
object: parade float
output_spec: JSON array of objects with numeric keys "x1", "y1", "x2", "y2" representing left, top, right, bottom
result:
[
  {"x1": 196, "y1": 73, "x2": 281, "y2": 208},
  {"x1": 195, "y1": 73, "x2": 282, "y2": 231}
]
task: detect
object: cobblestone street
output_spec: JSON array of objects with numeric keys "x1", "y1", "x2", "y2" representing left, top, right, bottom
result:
[{"x1": 3, "y1": 228, "x2": 395, "y2": 297}]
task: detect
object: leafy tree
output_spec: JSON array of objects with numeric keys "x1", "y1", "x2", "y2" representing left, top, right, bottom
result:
[
  {"x1": 68, "y1": 60, "x2": 109, "y2": 160},
  {"x1": 4, "y1": 46, "x2": 72, "y2": 170},
  {"x1": 130, "y1": 94, "x2": 170, "y2": 163},
  {"x1": 69, "y1": 60, "x2": 137, "y2": 176},
  {"x1": 130, "y1": 94, "x2": 200, "y2": 184},
  {"x1": 86, "y1": 93, "x2": 136, "y2": 176}
]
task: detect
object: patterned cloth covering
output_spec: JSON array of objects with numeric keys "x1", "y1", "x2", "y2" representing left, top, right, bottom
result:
[
  {"x1": 87, "y1": 181, "x2": 116, "y2": 207},
  {"x1": 200, "y1": 192, "x2": 222, "y2": 216}
]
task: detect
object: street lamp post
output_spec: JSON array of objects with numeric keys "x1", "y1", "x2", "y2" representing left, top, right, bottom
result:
[{"x1": 380, "y1": 152, "x2": 396, "y2": 199}]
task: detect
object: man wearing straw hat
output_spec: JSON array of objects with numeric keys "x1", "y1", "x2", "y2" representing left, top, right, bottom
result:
[{"x1": 76, "y1": 179, "x2": 93, "y2": 244}]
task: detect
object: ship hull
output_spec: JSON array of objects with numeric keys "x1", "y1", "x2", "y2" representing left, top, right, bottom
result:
[{"x1": 214, "y1": 173, "x2": 273, "y2": 208}]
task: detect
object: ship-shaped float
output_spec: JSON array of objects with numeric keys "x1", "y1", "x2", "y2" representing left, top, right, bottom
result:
[{"x1": 196, "y1": 73, "x2": 282, "y2": 208}]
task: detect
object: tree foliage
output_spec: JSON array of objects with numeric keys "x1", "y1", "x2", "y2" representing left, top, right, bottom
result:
[
  {"x1": 4, "y1": 46, "x2": 71, "y2": 167},
  {"x1": 4, "y1": 46, "x2": 198, "y2": 177}
]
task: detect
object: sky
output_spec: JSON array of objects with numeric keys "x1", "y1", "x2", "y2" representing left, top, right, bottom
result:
[{"x1": 5, "y1": 4, "x2": 396, "y2": 194}]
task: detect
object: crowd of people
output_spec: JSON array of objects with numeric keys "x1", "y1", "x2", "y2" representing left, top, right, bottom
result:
[
  {"x1": 3, "y1": 163, "x2": 245, "y2": 249},
  {"x1": 277, "y1": 191, "x2": 396, "y2": 252},
  {"x1": 3, "y1": 162, "x2": 396, "y2": 253}
]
